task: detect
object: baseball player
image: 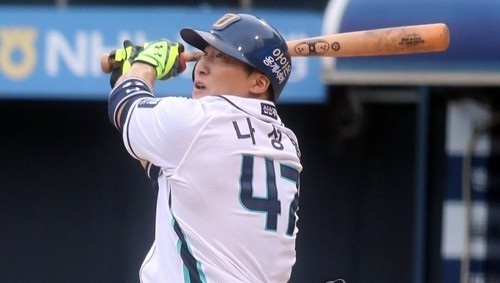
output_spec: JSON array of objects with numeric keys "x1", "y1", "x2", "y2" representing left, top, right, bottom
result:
[{"x1": 107, "y1": 13, "x2": 302, "y2": 283}]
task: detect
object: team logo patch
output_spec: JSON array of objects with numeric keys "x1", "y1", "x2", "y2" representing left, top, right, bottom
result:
[
  {"x1": 138, "y1": 98, "x2": 161, "y2": 108},
  {"x1": 261, "y1": 103, "x2": 278, "y2": 120},
  {"x1": 212, "y1": 13, "x2": 241, "y2": 31}
]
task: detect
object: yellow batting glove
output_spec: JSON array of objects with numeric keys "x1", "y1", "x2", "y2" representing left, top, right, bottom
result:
[
  {"x1": 109, "y1": 40, "x2": 142, "y2": 88},
  {"x1": 133, "y1": 39, "x2": 186, "y2": 80}
]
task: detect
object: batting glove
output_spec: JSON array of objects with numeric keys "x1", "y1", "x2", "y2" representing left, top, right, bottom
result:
[
  {"x1": 109, "y1": 40, "x2": 142, "y2": 88},
  {"x1": 133, "y1": 39, "x2": 186, "y2": 80}
]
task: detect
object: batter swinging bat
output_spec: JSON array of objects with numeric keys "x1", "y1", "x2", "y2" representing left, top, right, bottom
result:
[{"x1": 101, "y1": 23, "x2": 450, "y2": 74}]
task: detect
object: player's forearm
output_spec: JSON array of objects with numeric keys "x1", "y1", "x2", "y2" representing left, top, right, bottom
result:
[{"x1": 115, "y1": 62, "x2": 157, "y2": 88}]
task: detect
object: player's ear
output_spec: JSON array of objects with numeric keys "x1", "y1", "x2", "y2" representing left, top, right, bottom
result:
[{"x1": 249, "y1": 72, "x2": 270, "y2": 97}]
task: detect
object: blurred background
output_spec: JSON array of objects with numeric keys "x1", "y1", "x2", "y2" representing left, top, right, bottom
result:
[{"x1": 1, "y1": 0, "x2": 499, "y2": 282}]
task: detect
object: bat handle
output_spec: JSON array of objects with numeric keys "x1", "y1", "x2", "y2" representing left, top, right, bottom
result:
[{"x1": 100, "y1": 51, "x2": 204, "y2": 74}]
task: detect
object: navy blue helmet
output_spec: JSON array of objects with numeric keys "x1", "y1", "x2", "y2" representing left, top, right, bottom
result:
[{"x1": 181, "y1": 13, "x2": 292, "y2": 101}]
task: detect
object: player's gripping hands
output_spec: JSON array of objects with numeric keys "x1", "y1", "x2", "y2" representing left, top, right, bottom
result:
[
  {"x1": 133, "y1": 39, "x2": 187, "y2": 80},
  {"x1": 109, "y1": 39, "x2": 142, "y2": 88},
  {"x1": 109, "y1": 39, "x2": 187, "y2": 88}
]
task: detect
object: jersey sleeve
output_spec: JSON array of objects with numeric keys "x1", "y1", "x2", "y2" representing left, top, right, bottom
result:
[
  {"x1": 121, "y1": 95, "x2": 209, "y2": 172},
  {"x1": 108, "y1": 78, "x2": 154, "y2": 130}
]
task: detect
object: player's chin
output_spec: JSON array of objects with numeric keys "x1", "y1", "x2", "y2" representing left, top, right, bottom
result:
[{"x1": 192, "y1": 88, "x2": 208, "y2": 99}]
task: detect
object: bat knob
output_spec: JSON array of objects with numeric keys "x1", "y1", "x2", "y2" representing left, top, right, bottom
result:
[{"x1": 101, "y1": 53, "x2": 113, "y2": 74}]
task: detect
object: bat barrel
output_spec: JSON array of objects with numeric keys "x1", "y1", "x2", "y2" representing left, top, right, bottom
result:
[{"x1": 286, "y1": 23, "x2": 450, "y2": 58}]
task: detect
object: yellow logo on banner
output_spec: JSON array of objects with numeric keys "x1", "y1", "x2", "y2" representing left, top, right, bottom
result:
[{"x1": 0, "y1": 27, "x2": 38, "y2": 80}]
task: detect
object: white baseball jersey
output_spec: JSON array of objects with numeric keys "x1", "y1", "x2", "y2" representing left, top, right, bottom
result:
[{"x1": 109, "y1": 78, "x2": 302, "y2": 283}]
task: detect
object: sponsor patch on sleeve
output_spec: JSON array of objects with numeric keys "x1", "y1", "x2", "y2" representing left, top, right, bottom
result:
[
  {"x1": 261, "y1": 103, "x2": 278, "y2": 120},
  {"x1": 138, "y1": 98, "x2": 161, "y2": 108}
]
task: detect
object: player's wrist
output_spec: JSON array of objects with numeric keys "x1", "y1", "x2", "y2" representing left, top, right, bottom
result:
[{"x1": 119, "y1": 62, "x2": 157, "y2": 86}]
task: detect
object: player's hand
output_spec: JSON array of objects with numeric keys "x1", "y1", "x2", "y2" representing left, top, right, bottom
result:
[
  {"x1": 133, "y1": 39, "x2": 186, "y2": 80},
  {"x1": 109, "y1": 40, "x2": 142, "y2": 88}
]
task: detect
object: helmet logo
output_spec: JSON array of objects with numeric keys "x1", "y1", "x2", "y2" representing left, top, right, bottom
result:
[{"x1": 212, "y1": 13, "x2": 241, "y2": 30}]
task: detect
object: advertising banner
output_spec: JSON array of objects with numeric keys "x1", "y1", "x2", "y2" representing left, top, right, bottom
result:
[{"x1": 0, "y1": 7, "x2": 325, "y2": 103}]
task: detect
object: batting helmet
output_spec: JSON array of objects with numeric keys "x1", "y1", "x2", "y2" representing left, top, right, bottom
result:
[{"x1": 180, "y1": 13, "x2": 292, "y2": 101}]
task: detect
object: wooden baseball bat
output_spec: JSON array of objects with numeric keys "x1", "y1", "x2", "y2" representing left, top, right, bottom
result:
[{"x1": 101, "y1": 23, "x2": 449, "y2": 74}]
